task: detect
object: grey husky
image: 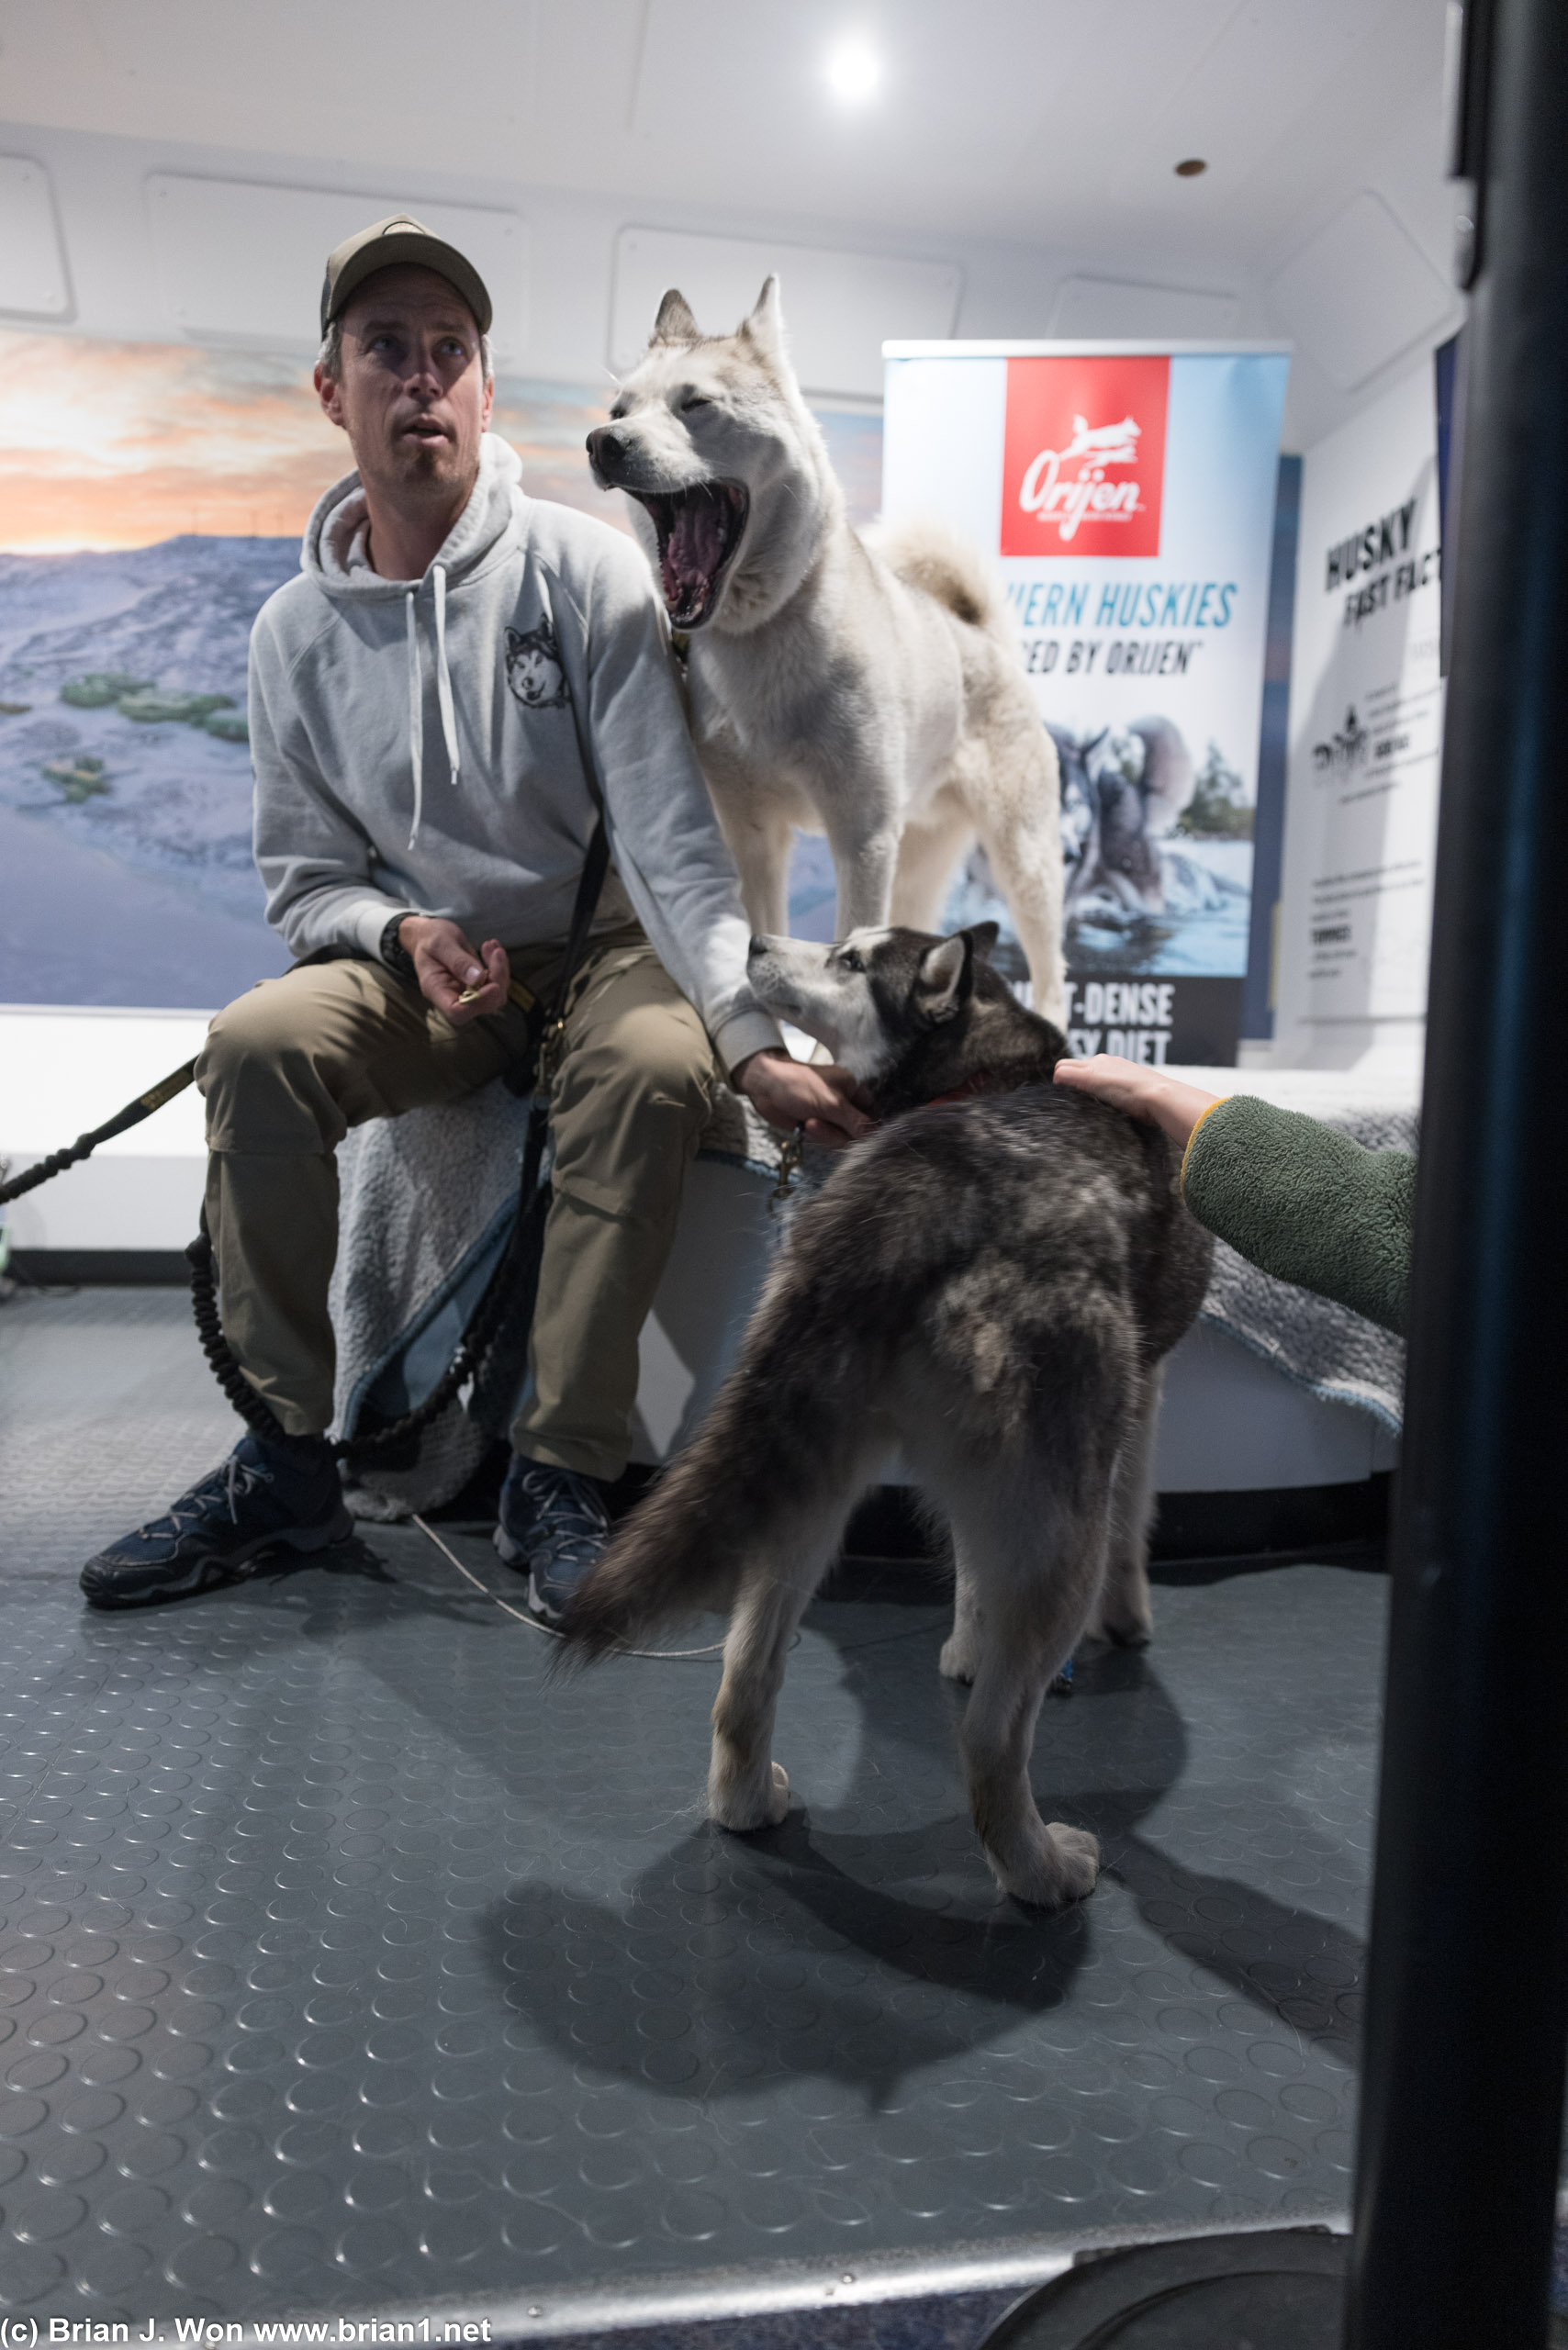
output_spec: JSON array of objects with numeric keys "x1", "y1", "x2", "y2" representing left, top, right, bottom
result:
[
  {"x1": 560, "y1": 923, "x2": 1213, "y2": 1909},
  {"x1": 587, "y1": 280, "x2": 1067, "y2": 1023},
  {"x1": 1053, "y1": 716, "x2": 1196, "y2": 915}
]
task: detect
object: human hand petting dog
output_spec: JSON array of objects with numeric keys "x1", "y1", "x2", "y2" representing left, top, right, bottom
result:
[
  {"x1": 399, "y1": 915, "x2": 509, "y2": 1025},
  {"x1": 733, "y1": 1047, "x2": 875, "y2": 1150},
  {"x1": 1054, "y1": 1054, "x2": 1222, "y2": 1150}
]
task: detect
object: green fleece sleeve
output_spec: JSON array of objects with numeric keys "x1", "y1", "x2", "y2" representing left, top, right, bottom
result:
[{"x1": 1181, "y1": 1093, "x2": 1416, "y2": 1336}]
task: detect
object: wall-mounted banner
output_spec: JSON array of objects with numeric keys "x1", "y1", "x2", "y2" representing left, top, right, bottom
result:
[
  {"x1": 1271, "y1": 363, "x2": 1442, "y2": 1055},
  {"x1": 883, "y1": 340, "x2": 1290, "y2": 1065}
]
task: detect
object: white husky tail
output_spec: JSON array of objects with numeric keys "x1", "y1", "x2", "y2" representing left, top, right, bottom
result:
[{"x1": 868, "y1": 516, "x2": 1012, "y2": 643}]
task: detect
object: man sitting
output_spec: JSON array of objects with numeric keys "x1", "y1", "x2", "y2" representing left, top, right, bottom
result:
[{"x1": 82, "y1": 215, "x2": 868, "y2": 1620}]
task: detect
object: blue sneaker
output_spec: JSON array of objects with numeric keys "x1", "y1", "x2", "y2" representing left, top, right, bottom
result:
[
  {"x1": 80, "y1": 1431, "x2": 350, "y2": 1609},
  {"x1": 493, "y1": 1456, "x2": 611, "y2": 1625}
]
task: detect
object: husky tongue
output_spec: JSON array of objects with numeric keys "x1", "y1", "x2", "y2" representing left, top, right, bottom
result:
[{"x1": 662, "y1": 488, "x2": 730, "y2": 612}]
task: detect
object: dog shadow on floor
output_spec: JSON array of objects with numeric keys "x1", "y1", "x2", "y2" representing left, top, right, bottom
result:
[
  {"x1": 480, "y1": 1628, "x2": 1368, "y2": 2109},
  {"x1": 88, "y1": 1530, "x2": 1364, "y2": 2098}
]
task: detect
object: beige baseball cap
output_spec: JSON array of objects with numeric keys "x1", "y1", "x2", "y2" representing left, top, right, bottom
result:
[{"x1": 319, "y1": 214, "x2": 492, "y2": 336}]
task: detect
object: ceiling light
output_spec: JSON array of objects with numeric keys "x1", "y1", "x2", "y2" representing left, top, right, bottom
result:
[
  {"x1": 1174, "y1": 157, "x2": 1208, "y2": 177},
  {"x1": 826, "y1": 37, "x2": 880, "y2": 105}
]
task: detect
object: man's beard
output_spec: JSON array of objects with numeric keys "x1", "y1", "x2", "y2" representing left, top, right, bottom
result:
[{"x1": 368, "y1": 433, "x2": 469, "y2": 503}]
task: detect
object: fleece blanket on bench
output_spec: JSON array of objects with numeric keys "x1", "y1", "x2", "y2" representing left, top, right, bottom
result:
[
  {"x1": 328, "y1": 1074, "x2": 1414, "y2": 1519},
  {"x1": 329, "y1": 1080, "x2": 786, "y2": 1517}
]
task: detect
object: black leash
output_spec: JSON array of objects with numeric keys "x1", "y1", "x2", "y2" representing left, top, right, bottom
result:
[{"x1": 4, "y1": 820, "x2": 611, "y2": 1470}]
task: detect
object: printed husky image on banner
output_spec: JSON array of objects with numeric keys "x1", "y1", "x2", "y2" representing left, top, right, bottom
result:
[
  {"x1": 0, "y1": 326, "x2": 881, "y2": 1012},
  {"x1": 884, "y1": 341, "x2": 1290, "y2": 1065}
]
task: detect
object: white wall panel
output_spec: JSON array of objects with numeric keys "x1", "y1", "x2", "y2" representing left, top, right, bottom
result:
[
  {"x1": 145, "y1": 174, "x2": 529, "y2": 360},
  {"x1": 1047, "y1": 276, "x2": 1242, "y2": 339},
  {"x1": 0, "y1": 155, "x2": 71, "y2": 317},
  {"x1": 0, "y1": 1009, "x2": 207, "y2": 1252},
  {"x1": 610, "y1": 227, "x2": 960, "y2": 397}
]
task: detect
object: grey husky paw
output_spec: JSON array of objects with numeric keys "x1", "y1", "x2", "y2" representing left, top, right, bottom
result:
[
  {"x1": 1086, "y1": 1566, "x2": 1154, "y2": 1649},
  {"x1": 1086, "y1": 1607, "x2": 1152, "y2": 1650},
  {"x1": 711, "y1": 1759, "x2": 790, "y2": 1832},
  {"x1": 938, "y1": 1632, "x2": 977, "y2": 1684},
  {"x1": 996, "y1": 1822, "x2": 1101, "y2": 1909}
]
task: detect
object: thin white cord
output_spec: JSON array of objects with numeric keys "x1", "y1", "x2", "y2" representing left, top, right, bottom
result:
[{"x1": 410, "y1": 1513, "x2": 726, "y2": 1661}]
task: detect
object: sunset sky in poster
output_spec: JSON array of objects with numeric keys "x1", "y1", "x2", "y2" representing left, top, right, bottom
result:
[
  {"x1": 0, "y1": 330, "x2": 628, "y2": 552},
  {"x1": 0, "y1": 328, "x2": 883, "y2": 552}
]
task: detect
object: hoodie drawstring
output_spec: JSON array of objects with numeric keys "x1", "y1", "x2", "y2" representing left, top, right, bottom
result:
[
  {"x1": 405, "y1": 591, "x2": 423, "y2": 851},
  {"x1": 404, "y1": 569, "x2": 461, "y2": 850},
  {"x1": 432, "y1": 565, "x2": 460, "y2": 789}
]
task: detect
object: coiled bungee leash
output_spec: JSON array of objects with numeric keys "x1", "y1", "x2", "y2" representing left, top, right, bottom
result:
[{"x1": 2, "y1": 817, "x2": 610, "y2": 1469}]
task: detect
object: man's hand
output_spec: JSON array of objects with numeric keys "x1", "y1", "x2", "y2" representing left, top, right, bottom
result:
[
  {"x1": 399, "y1": 914, "x2": 508, "y2": 1025},
  {"x1": 734, "y1": 1047, "x2": 875, "y2": 1151},
  {"x1": 1053, "y1": 1053, "x2": 1222, "y2": 1149}
]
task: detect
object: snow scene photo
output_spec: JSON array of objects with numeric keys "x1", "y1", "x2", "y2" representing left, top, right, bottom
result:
[{"x1": 0, "y1": 535, "x2": 299, "y2": 1008}]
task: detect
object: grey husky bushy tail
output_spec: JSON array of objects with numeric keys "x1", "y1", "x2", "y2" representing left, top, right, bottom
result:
[
  {"x1": 560, "y1": 921, "x2": 1212, "y2": 1910},
  {"x1": 563, "y1": 1130, "x2": 942, "y2": 1668}
]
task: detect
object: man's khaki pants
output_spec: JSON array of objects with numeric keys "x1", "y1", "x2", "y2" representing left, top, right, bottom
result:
[{"x1": 195, "y1": 923, "x2": 717, "y2": 1482}]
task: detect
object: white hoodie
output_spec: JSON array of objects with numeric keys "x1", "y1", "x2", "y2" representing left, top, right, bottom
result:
[{"x1": 249, "y1": 434, "x2": 781, "y2": 1073}]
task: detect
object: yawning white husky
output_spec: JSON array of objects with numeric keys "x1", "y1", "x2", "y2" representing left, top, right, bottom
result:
[{"x1": 587, "y1": 278, "x2": 1066, "y2": 1021}]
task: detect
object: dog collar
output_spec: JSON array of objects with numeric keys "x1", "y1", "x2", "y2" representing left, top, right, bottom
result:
[{"x1": 924, "y1": 1071, "x2": 999, "y2": 1108}]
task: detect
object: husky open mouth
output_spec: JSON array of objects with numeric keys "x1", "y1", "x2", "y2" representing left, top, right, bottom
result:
[{"x1": 630, "y1": 481, "x2": 748, "y2": 629}]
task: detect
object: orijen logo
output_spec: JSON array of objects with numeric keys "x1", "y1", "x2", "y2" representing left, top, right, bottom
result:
[
  {"x1": 1018, "y1": 413, "x2": 1145, "y2": 543},
  {"x1": 1001, "y1": 356, "x2": 1167, "y2": 561}
]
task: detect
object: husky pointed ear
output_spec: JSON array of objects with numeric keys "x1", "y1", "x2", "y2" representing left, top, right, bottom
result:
[
  {"x1": 915, "y1": 933, "x2": 974, "y2": 1024},
  {"x1": 741, "y1": 274, "x2": 785, "y2": 361},
  {"x1": 967, "y1": 921, "x2": 1001, "y2": 963},
  {"x1": 653, "y1": 287, "x2": 700, "y2": 344}
]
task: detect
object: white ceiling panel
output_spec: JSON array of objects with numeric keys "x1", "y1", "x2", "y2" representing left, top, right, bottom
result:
[
  {"x1": 1191, "y1": 0, "x2": 1450, "y2": 272},
  {"x1": 15, "y1": 0, "x2": 543, "y2": 172},
  {"x1": 610, "y1": 228, "x2": 961, "y2": 397},
  {"x1": 1004, "y1": 0, "x2": 1239, "y2": 229},
  {"x1": 0, "y1": 155, "x2": 71, "y2": 316},
  {"x1": 145, "y1": 175, "x2": 529, "y2": 357},
  {"x1": 1268, "y1": 190, "x2": 1450, "y2": 389},
  {"x1": 630, "y1": 0, "x2": 1098, "y2": 227},
  {"x1": 1111, "y1": 0, "x2": 1382, "y2": 213}
]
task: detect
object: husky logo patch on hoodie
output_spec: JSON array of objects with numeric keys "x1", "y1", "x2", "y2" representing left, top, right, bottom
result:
[{"x1": 505, "y1": 616, "x2": 571, "y2": 710}]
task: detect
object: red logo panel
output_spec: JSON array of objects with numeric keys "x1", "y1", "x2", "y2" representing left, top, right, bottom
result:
[{"x1": 1001, "y1": 355, "x2": 1170, "y2": 559}]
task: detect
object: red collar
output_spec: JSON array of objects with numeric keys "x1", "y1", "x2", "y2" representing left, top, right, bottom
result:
[{"x1": 924, "y1": 1071, "x2": 999, "y2": 1108}]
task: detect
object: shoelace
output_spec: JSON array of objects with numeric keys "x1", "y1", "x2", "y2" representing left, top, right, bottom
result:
[
  {"x1": 137, "y1": 1456, "x2": 274, "y2": 1546},
  {"x1": 225, "y1": 1455, "x2": 273, "y2": 1523},
  {"x1": 519, "y1": 1467, "x2": 610, "y2": 1574}
]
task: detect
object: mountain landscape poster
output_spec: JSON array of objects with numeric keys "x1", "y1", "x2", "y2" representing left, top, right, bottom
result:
[{"x1": 0, "y1": 326, "x2": 882, "y2": 1011}]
